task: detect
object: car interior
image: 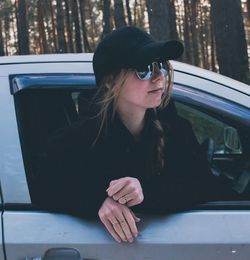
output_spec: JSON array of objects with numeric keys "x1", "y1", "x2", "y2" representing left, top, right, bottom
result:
[{"x1": 13, "y1": 83, "x2": 250, "y2": 210}]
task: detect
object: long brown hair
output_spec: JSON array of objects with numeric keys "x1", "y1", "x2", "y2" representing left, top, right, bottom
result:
[{"x1": 92, "y1": 61, "x2": 174, "y2": 175}]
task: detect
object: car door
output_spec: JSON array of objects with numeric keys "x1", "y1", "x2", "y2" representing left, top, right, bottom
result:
[{"x1": 2, "y1": 73, "x2": 250, "y2": 260}]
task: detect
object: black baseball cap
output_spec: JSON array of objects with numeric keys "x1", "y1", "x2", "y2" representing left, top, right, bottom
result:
[{"x1": 93, "y1": 26, "x2": 184, "y2": 86}]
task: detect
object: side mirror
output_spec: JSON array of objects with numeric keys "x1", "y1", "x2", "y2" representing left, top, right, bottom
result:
[{"x1": 224, "y1": 127, "x2": 241, "y2": 153}]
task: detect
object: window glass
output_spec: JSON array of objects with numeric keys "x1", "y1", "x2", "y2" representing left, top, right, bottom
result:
[{"x1": 175, "y1": 101, "x2": 242, "y2": 155}]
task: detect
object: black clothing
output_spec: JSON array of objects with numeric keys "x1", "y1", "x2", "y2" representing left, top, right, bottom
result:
[{"x1": 35, "y1": 104, "x2": 235, "y2": 218}]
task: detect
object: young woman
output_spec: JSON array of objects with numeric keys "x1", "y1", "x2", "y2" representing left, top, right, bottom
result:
[{"x1": 39, "y1": 26, "x2": 236, "y2": 243}]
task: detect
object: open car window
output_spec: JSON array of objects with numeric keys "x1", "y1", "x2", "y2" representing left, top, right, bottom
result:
[{"x1": 12, "y1": 75, "x2": 250, "y2": 209}]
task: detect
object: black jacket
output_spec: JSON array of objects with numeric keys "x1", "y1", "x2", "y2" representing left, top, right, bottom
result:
[{"x1": 35, "y1": 103, "x2": 235, "y2": 218}]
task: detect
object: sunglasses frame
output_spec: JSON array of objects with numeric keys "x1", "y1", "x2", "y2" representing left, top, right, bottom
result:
[{"x1": 135, "y1": 61, "x2": 170, "y2": 81}]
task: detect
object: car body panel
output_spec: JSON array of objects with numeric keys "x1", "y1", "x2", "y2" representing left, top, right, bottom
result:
[
  {"x1": 174, "y1": 71, "x2": 249, "y2": 108},
  {"x1": 0, "y1": 77, "x2": 30, "y2": 204},
  {"x1": 0, "y1": 54, "x2": 249, "y2": 260},
  {"x1": 0, "y1": 62, "x2": 92, "y2": 78},
  {"x1": 173, "y1": 62, "x2": 250, "y2": 96},
  {"x1": 3, "y1": 211, "x2": 250, "y2": 260}
]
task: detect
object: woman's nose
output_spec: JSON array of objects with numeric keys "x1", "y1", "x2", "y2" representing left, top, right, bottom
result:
[{"x1": 151, "y1": 69, "x2": 165, "y2": 82}]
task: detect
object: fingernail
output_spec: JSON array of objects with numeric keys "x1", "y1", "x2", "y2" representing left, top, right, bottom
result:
[
  {"x1": 134, "y1": 233, "x2": 138, "y2": 237},
  {"x1": 129, "y1": 238, "x2": 133, "y2": 243}
]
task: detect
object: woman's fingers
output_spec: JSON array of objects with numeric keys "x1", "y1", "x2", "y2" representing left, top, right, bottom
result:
[
  {"x1": 113, "y1": 185, "x2": 131, "y2": 202},
  {"x1": 98, "y1": 197, "x2": 139, "y2": 243},
  {"x1": 117, "y1": 189, "x2": 144, "y2": 205},
  {"x1": 126, "y1": 192, "x2": 143, "y2": 207},
  {"x1": 106, "y1": 178, "x2": 128, "y2": 197},
  {"x1": 101, "y1": 218, "x2": 121, "y2": 243},
  {"x1": 112, "y1": 207, "x2": 136, "y2": 242},
  {"x1": 123, "y1": 208, "x2": 138, "y2": 238},
  {"x1": 108, "y1": 218, "x2": 128, "y2": 242},
  {"x1": 116, "y1": 216, "x2": 134, "y2": 242},
  {"x1": 107, "y1": 177, "x2": 144, "y2": 207}
]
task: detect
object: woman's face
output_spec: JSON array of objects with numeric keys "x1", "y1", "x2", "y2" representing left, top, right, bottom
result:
[{"x1": 116, "y1": 69, "x2": 166, "y2": 112}]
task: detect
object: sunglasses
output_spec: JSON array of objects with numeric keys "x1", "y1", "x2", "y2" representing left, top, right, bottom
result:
[{"x1": 135, "y1": 61, "x2": 170, "y2": 81}]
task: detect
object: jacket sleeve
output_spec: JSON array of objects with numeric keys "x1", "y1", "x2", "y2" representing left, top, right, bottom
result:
[
  {"x1": 136, "y1": 118, "x2": 236, "y2": 214},
  {"x1": 33, "y1": 121, "x2": 110, "y2": 219}
]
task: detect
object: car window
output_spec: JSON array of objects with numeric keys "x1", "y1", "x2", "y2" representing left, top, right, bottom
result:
[
  {"x1": 175, "y1": 101, "x2": 242, "y2": 155},
  {"x1": 13, "y1": 83, "x2": 250, "y2": 208},
  {"x1": 13, "y1": 86, "x2": 96, "y2": 202}
]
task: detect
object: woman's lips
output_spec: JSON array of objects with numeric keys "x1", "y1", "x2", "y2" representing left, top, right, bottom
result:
[{"x1": 148, "y1": 88, "x2": 163, "y2": 94}]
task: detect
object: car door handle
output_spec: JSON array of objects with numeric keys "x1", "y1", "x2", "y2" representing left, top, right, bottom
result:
[{"x1": 25, "y1": 247, "x2": 98, "y2": 260}]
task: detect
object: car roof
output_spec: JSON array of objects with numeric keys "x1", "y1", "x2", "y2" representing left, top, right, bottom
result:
[{"x1": 0, "y1": 53, "x2": 249, "y2": 101}]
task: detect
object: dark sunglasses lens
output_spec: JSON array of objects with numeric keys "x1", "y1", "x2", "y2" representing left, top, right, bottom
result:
[
  {"x1": 136, "y1": 65, "x2": 151, "y2": 80},
  {"x1": 136, "y1": 61, "x2": 169, "y2": 80},
  {"x1": 137, "y1": 71, "x2": 151, "y2": 80},
  {"x1": 160, "y1": 62, "x2": 169, "y2": 77}
]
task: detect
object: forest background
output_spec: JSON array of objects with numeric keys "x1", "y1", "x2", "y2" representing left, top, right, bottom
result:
[{"x1": 0, "y1": 0, "x2": 249, "y2": 84}]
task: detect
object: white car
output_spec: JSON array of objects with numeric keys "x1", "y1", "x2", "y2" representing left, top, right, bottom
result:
[{"x1": 0, "y1": 54, "x2": 249, "y2": 260}]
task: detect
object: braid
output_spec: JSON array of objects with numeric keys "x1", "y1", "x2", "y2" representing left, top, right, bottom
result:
[
  {"x1": 152, "y1": 110, "x2": 165, "y2": 175},
  {"x1": 147, "y1": 61, "x2": 174, "y2": 176},
  {"x1": 153, "y1": 118, "x2": 165, "y2": 174}
]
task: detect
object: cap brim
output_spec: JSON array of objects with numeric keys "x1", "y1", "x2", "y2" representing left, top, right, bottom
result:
[{"x1": 133, "y1": 40, "x2": 184, "y2": 67}]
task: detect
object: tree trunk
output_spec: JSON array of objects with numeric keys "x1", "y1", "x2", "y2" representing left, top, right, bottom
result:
[
  {"x1": 210, "y1": 20, "x2": 216, "y2": 72},
  {"x1": 102, "y1": 0, "x2": 111, "y2": 38},
  {"x1": 183, "y1": 0, "x2": 191, "y2": 63},
  {"x1": 211, "y1": 0, "x2": 249, "y2": 81},
  {"x1": 64, "y1": 0, "x2": 74, "y2": 52},
  {"x1": 169, "y1": 0, "x2": 179, "y2": 40},
  {"x1": 43, "y1": 0, "x2": 53, "y2": 53},
  {"x1": 146, "y1": 0, "x2": 171, "y2": 40},
  {"x1": 0, "y1": 19, "x2": 4, "y2": 56},
  {"x1": 6, "y1": 9, "x2": 14, "y2": 55},
  {"x1": 125, "y1": 0, "x2": 133, "y2": 26},
  {"x1": 49, "y1": 0, "x2": 58, "y2": 52},
  {"x1": 199, "y1": 6, "x2": 206, "y2": 68},
  {"x1": 190, "y1": 0, "x2": 199, "y2": 66},
  {"x1": 133, "y1": 0, "x2": 137, "y2": 25},
  {"x1": 247, "y1": 0, "x2": 250, "y2": 21},
  {"x1": 38, "y1": 0, "x2": 48, "y2": 53},
  {"x1": 87, "y1": 0, "x2": 96, "y2": 49},
  {"x1": 114, "y1": 0, "x2": 126, "y2": 28},
  {"x1": 56, "y1": 0, "x2": 67, "y2": 53},
  {"x1": 134, "y1": 0, "x2": 147, "y2": 28},
  {"x1": 72, "y1": 0, "x2": 82, "y2": 53},
  {"x1": 16, "y1": 0, "x2": 29, "y2": 54},
  {"x1": 79, "y1": 0, "x2": 92, "y2": 52}
]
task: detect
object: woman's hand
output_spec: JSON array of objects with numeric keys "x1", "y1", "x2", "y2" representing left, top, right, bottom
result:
[
  {"x1": 98, "y1": 197, "x2": 140, "y2": 243},
  {"x1": 106, "y1": 177, "x2": 144, "y2": 207}
]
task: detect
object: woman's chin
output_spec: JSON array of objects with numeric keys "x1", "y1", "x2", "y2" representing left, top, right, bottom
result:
[{"x1": 146, "y1": 99, "x2": 162, "y2": 109}]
